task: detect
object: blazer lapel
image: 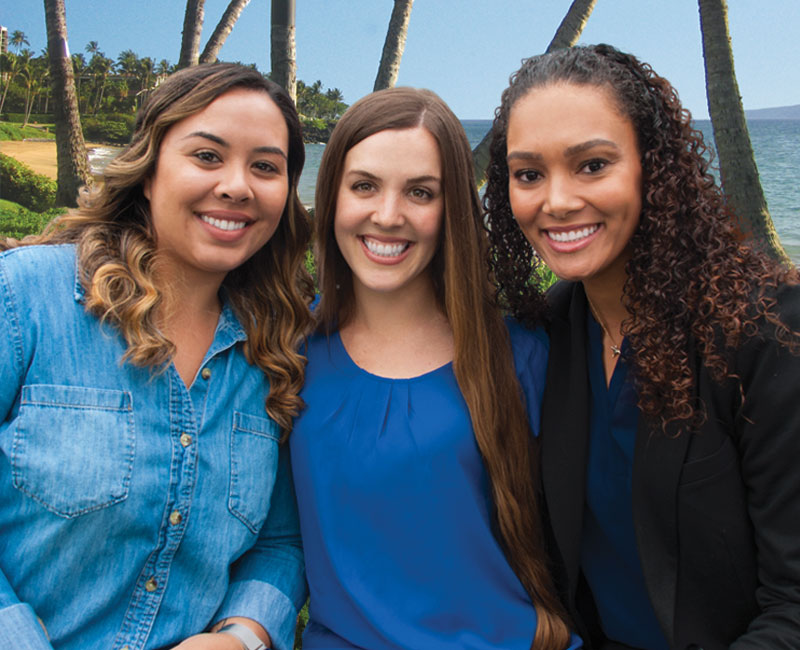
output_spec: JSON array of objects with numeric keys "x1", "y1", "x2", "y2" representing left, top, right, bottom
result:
[
  {"x1": 542, "y1": 283, "x2": 592, "y2": 600},
  {"x1": 631, "y1": 341, "x2": 697, "y2": 646}
]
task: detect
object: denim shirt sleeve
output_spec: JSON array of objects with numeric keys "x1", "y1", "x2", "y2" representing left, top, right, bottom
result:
[
  {"x1": 214, "y1": 442, "x2": 307, "y2": 650},
  {"x1": 0, "y1": 259, "x2": 54, "y2": 650}
]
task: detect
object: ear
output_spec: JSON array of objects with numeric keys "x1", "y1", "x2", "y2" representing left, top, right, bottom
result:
[{"x1": 142, "y1": 175, "x2": 152, "y2": 201}]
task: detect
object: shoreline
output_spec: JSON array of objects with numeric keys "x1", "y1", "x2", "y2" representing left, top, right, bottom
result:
[{"x1": 0, "y1": 140, "x2": 114, "y2": 179}]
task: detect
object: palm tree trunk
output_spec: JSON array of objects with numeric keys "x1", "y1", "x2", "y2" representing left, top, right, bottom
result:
[
  {"x1": 270, "y1": 0, "x2": 296, "y2": 102},
  {"x1": 547, "y1": 0, "x2": 598, "y2": 51},
  {"x1": 178, "y1": 0, "x2": 206, "y2": 69},
  {"x1": 472, "y1": 0, "x2": 597, "y2": 186},
  {"x1": 373, "y1": 0, "x2": 414, "y2": 91},
  {"x1": 698, "y1": 0, "x2": 789, "y2": 263},
  {"x1": 200, "y1": 0, "x2": 251, "y2": 64},
  {"x1": 44, "y1": 0, "x2": 91, "y2": 207}
]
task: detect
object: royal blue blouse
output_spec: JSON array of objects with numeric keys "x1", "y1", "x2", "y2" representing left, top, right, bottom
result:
[{"x1": 290, "y1": 322, "x2": 582, "y2": 650}]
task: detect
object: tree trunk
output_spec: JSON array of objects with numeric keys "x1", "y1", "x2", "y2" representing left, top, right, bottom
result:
[
  {"x1": 44, "y1": 0, "x2": 91, "y2": 207},
  {"x1": 199, "y1": 0, "x2": 251, "y2": 64},
  {"x1": 178, "y1": 0, "x2": 206, "y2": 69},
  {"x1": 472, "y1": 0, "x2": 597, "y2": 186},
  {"x1": 270, "y1": 0, "x2": 296, "y2": 102},
  {"x1": 547, "y1": 0, "x2": 598, "y2": 51},
  {"x1": 698, "y1": 0, "x2": 789, "y2": 262},
  {"x1": 373, "y1": 0, "x2": 414, "y2": 91}
]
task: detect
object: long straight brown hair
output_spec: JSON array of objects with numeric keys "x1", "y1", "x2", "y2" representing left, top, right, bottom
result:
[{"x1": 314, "y1": 87, "x2": 570, "y2": 649}]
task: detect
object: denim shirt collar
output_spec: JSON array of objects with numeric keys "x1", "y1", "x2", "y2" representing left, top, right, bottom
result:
[{"x1": 72, "y1": 256, "x2": 247, "y2": 351}]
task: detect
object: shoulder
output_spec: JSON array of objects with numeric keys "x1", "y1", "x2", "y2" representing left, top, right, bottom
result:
[
  {"x1": 505, "y1": 316, "x2": 549, "y2": 363},
  {"x1": 772, "y1": 282, "x2": 800, "y2": 328},
  {"x1": 0, "y1": 244, "x2": 77, "y2": 294},
  {"x1": 505, "y1": 317, "x2": 549, "y2": 435},
  {"x1": 545, "y1": 279, "x2": 582, "y2": 318},
  {"x1": 0, "y1": 243, "x2": 76, "y2": 278}
]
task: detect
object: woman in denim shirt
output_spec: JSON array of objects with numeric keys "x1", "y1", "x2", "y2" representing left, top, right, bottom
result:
[{"x1": 0, "y1": 64, "x2": 311, "y2": 650}]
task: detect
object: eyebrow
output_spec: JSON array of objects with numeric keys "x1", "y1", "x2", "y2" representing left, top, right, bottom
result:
[
  {"x1": 507, "y1": 138, "x2": 620, "y2": 163},
  {"x1": 345, "y1": 169, "x2": 441, "y2": 184},
  {"x1": 183, "y1": 131, "x2": 287, "y2": 158}
]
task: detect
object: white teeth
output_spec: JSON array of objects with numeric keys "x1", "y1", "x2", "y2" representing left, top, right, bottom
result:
[
  {"x1": 547, "y1": 225, "x2": 599, "y2": 243},
  {"x1": 200, "y1": 215, "x2": 248, "y2": 231},
  {"x1": 363, "y1": 237, "x2": 409, "y2": 257}
]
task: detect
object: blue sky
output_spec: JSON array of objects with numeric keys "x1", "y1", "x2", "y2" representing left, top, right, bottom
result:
[{"x1": 6, "y1": 1, "x2": 799, "y2": 119}]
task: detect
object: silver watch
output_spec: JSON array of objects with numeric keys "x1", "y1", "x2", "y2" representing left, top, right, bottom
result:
[{"x1": 217, "y1": 622, "x2": 268, "y2": 650}]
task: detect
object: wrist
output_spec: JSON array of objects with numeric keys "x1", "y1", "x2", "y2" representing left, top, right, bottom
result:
[{"x1": 217, "y1": 622, "x2": 268, "y2": 650}]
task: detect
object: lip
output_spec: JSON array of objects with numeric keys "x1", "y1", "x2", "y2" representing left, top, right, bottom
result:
[
  {"x1": 542, "y1": 223, "x2": 602, "y2": 253},
  {"x1": 196, "y1": 210, "x2": 254, "y2": 242},
  {"x1": 359, "y1": 234, "x2": 413, "y2": 265}
]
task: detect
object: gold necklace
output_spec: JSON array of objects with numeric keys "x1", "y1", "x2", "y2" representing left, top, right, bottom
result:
[{"x1": 585, "y1": 292, "x2": 622, "y2": 357}]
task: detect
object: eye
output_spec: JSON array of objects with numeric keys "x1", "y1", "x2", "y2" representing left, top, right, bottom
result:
[
  {"x1": 352, "y1": 180, "x2": 375, "y2": 193},
  {"x1": 253, "y1": 160, "x2": 279, "y2": 174},
  {"x1": 580, "y1": 159, "x2": 608, "y2": 174},
  {"x1": 194, "y1": 150, "x2": 220, "y2": 164},
  {"x1": 409, "y1": 186, "x2": 434, "y2": 200},
  {"x1": 513, "y1": 169, "x2": 541, "y2": 184}
]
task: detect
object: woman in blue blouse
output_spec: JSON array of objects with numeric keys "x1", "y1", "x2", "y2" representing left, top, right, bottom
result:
[
  {"x1": 0, "y1": 64, "x2": 311, "y2": 650},
  {"x1": 484, "y1": 45, "x2": 800, "y2": 649},
  {"x1": 290, "y1": 87, "x2": 579, "y2": 650}
]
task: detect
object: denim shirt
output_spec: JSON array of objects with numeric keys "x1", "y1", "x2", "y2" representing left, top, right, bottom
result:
[{"x1": 0, "y1": 244, "x2": 306, "y2": 650}]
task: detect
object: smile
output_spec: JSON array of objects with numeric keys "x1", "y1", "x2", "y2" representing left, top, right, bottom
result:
[
  {"x1": 546, "y1": 225, "x2": 599, "y2": 243},
  {"x1": 199, "y1": 214, "x2": 249, "y2": 231},
  {"x1": 362, "y1": 236, "x2": 410, "y2": 258}
]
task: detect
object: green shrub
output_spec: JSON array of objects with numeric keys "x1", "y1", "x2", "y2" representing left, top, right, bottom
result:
[
  {"x1": 0, "y1": 153, "x2": 57, "y2": 212},
  {"x1": 82, "y1": 113, "x2": 135, "y2": 144},
  {"x1": 0, "y1": 199, "x2": 64, "y2": 240},
  {"x1": 2, "y1": 113, "x2": 54, "y2": 124}
]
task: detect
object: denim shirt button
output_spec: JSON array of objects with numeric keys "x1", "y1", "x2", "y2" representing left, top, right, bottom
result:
[
  {"x1": 201, "y1": 367, "x2": 212, "y2": 380},
  {"x1": 169, "y1": 510, "x2": 182, "y2": 525},
  {"x1": 180, "y1": 433, "x2": 193, "y2": 447},
  {"x1": 144, "y1": 578, "x2": 157, "y2": 592}
]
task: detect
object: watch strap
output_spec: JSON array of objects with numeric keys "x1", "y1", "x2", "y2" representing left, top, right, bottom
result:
[{"x1": 217, "y1": 622, "x2": 268, "y2": 650}]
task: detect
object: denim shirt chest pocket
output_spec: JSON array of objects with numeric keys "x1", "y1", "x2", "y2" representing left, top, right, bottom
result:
[
  {"x1": 11, "y1": 384, "x2": 135, "y2": 517},
  {"x1": 229, "y1": 411, "x2": 280, "y2": 534}
]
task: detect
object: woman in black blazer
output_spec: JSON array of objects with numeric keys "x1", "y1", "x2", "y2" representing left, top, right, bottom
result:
[{"x1": 483, "y1": 44, "x2": 800, "y2": 649}]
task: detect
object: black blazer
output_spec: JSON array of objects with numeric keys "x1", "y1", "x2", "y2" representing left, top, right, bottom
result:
[{"x1": 540, "y1": 281, "x2": 800, "y2": 650}]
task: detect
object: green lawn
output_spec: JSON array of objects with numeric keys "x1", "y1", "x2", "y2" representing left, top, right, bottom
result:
[{"x1": 0, "y1": 121, "x2": 55, "y2": 141}]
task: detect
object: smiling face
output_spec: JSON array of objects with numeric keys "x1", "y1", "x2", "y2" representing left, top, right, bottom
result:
[
  {"x1": 143, "y1": 87, "x2": 290, "y2": 288},
  {"x1": 506, "y1": 82, "x2": 642, "y2": 289},
  {"x1": 333, "y1": 126, "x2": 444, "y2": 299}
]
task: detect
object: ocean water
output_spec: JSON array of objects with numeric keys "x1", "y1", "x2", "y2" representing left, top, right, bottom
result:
[{"x1": 91, "y1": 118, "x2": 800, "y2": 262}]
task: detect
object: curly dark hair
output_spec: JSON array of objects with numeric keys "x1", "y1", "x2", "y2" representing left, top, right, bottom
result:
[{"x1": 485, "y1": 43, "x2": 798, "y2": 431}]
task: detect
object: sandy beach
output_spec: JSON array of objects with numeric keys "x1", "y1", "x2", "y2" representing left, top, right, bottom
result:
[{"x1": 0, "y1": 140, "x2": 111, "y2": 179}]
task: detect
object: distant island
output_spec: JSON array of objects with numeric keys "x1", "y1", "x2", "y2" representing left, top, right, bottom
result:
[{"x1": 745, "y1": 104, "x2": 800, "y2": 120}]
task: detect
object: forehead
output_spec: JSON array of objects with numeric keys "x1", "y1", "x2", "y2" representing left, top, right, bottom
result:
[
  {"x1": 343, "y1": 127, "x2": 442, "y2": 172},
  {"x1": 508, "y1": 82, "x2": 634, "y2": 146},
  {"x1": 168, "y1": 88, "x2": 287, "y2": 137}
]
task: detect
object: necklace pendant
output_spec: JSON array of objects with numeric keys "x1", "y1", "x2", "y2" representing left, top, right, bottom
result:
[{"x1": 610, "y1": 344, "x2": 621, "y2": 357}]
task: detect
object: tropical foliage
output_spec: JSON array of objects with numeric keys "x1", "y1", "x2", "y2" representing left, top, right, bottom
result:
[{"x1": 0, "y1": 33, "x2": 347, "y2": 146}]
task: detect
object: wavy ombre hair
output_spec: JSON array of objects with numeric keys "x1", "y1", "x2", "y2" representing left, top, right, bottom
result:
[
  {"x1": 10, "y1": 64, "x2": 313, "y2": 433},
  {"x1": 313, "y1": 87, "x2": 571, "y2": 650}
]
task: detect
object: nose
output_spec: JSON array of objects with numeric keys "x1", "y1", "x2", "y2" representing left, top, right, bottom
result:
[
  {"x1": 370, "y1": 192, "x2": 404, "y2": 228},
  {"x1": 542, "y1": 173, "x2": 584, "y2": 219},
  {"x1": 215, "y1": 164, "x2": 254, "y2": 203}
]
